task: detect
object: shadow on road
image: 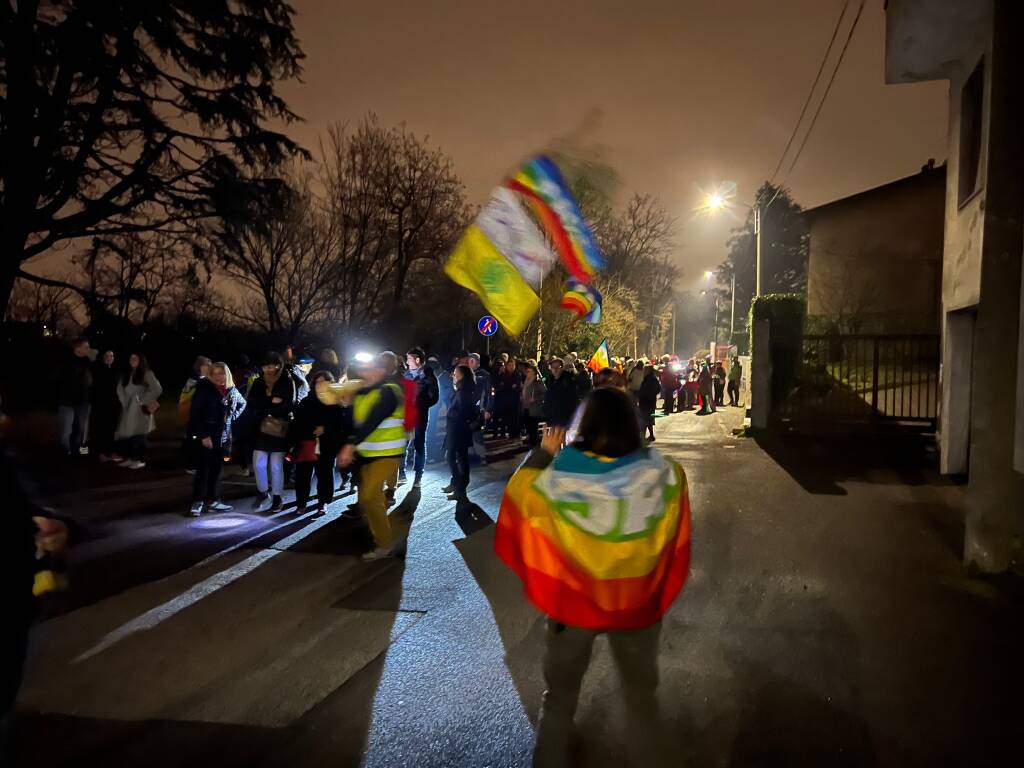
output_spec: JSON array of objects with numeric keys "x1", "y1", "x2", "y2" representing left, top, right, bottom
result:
[{"x1": 753, "y1": 431, "x2": 954, "y2": 496}]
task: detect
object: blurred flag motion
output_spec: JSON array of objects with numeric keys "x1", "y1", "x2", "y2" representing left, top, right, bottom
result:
[{"x1": 444, "y1": 154, "x2": 605, "y2": 335}]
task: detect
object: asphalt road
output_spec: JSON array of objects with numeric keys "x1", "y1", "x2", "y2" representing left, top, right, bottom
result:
[{"x1": 14, "y1": 406, "x2": 1023, "y2": 767}]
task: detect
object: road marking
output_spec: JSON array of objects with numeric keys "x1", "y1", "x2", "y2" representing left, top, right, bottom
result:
[{"x1": 74, "y1": 509, "x2": 343, "y2": 663}]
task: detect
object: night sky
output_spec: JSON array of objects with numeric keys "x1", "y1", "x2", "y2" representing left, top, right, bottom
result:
[{"x1": 279, "y1": 0, "x2": 948, "y2": 289}]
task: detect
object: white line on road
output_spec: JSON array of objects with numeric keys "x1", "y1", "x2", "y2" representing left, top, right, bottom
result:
[{"x1": 73, "y1": 509, "x2": 343, "y2": 663}]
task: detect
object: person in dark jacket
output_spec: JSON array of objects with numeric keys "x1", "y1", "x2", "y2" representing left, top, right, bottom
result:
[
  {"x1": 187, "y1": 363, "x2": 246, "y2": 517},
  {"x1": 56, "y1": 337, "x2": 94, "y2": 456},
  {"x1": 1, "y1": 403, "x2": 69, "y2": 760},
  {"x1": 292, "y1": 370, "x2": 350, "y2": 515},
  {"x1": 92, "y1": 349, "x2": 121, "y2": 462},
  {"x1": 466, "y1": 353, "x2": 492, "y2": 464},
  {"x1": 638, "y1": 364, "x2": 662, "y2": 442},
  {"x1": 443, "y1": 365, "x2": 478, "y2": 502},
  {"x1": 543, "y1": 357, "x2": 579, "y2": 427},
  {"x1": 403, "y1": 347, "x2": 439, "y2": 488},
  {"x1": 573, "y1": 362, "x2": 593, "y2": 401},
  {"x1": 493, "y1": 357, "x2": 522, "y2": 439},
  {"x1": 244, "y1": 351, "x2": 297, "y2": 512}
]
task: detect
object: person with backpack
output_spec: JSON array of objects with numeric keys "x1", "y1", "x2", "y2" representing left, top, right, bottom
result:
[{"x1": 403, "y1": 347, "x2": 439, "y2": 488}]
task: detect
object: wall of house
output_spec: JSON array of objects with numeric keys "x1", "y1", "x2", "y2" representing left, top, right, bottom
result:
[{"x1": 806, "y1": 169, "x2": 944, "y2": 333}]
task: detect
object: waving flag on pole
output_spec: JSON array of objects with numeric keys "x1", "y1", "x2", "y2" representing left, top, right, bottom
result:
[
  {"x1": 476, "y1": 187, "x2": 557, "y2": 289},
  {"x1": 506, "y1": 155, "x2": 606, "y2": 283},
  {"x1": 587, "y1": 339, "x2": 611, "y2": 373},
  {"x1": 560, "y1": 278, "x2": 603, "y2": 323}
]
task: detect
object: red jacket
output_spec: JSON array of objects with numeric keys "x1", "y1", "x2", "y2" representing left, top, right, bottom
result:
[{"x1": 398, "y1": 376, "x2": 419, "y2": 431}]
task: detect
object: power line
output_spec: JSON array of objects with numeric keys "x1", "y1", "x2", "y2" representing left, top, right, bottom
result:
[
  {"x1": 782, "y1": 0, "x2": 865, "y2": 180},
  {"x1": 768, "y1": 0, "x2": 850, "y2": 185}
]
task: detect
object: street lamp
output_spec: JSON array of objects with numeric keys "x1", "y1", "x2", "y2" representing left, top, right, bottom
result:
[{"x1": 699, "y1": 187, "x2": 770, "y2": 299}]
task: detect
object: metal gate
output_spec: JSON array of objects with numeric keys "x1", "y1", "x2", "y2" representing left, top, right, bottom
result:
[{"x1": 773, "y1": 334, "x2": 940, "y2": 429}]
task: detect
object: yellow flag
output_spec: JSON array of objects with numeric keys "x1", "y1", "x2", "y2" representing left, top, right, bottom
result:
[{"x1": 444, "y1": 225, "x2": 540, "y2": 335}]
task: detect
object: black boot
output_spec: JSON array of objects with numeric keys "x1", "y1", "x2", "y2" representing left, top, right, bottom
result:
[{"x1": 269, "y1": 494, "x2": 283, "y2": 512}]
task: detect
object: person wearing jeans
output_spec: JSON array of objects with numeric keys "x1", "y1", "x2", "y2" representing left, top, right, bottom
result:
[
  {"x1": 245, "y1": 352, "x2": 296, "y2": 513},
  {"x1": 404, "y1": 348, "x2": 439, "y2": 488},
  {"x1": 187, "y1": 363, "x2": 246, "y2": 516},
  {"x1": 252, "y1": 449, "x2": 284, "y2": 502},
  {"x1": 55, "y1": 337, "x2": 94, "y2": 456}
]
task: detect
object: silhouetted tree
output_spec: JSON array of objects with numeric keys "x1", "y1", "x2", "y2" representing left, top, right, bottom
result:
[
  {"x1": 0, "y1": 0, "x2": 306, "y2": 317},
  {"x1": 717, "y1": 182, "x2": 809, "y2": 334}
]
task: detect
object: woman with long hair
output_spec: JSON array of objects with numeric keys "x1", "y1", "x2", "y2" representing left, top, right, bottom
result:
[
  {"x1": 442, "y1": 364, "x2": 477, "y2": 502},
  {"x1": 187, "y1": 362, "x2": 246, "y2": 516},
  {"x1": 244, "y1": 351, "x2": 297, "y2": 512},
  {"x1": 113, "y1": 352, "x2": 162, "y2": 469},
  {"x1": 496, "y1": 388, "x2": 691, "y2": 766}
]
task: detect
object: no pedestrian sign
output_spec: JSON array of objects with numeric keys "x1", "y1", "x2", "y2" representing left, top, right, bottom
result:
[{"x1": 478, "y1": 315, "x2": 498, "y2": 336}]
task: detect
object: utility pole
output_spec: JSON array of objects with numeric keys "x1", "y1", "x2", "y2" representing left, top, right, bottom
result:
[
  {"x1": 754, "y1": 203, "x2": 762, "y2": 298},
  {"x1": 730, "y1": 271, "x2": 736, "y2": 339},
  {"x1": 536, "y1": 274, "x2": 543, "y2": 361},
  {"x1": 671, "y1": 302, "x2": 676, "y2": 355}
]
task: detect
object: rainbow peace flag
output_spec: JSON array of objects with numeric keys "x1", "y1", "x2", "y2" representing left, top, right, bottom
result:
[
  {"x1": 506, "y1": 155, "x2": 606, "y2": 283},
  {"x1": 560, "y1": 278, "x2": 602, "y2": 323},
  {"x1": 587, "y1": 339, "x2": 611, "y2": 373},
  {"x1": 495, "y1": 446, "x2": 691, "y2": 631}
]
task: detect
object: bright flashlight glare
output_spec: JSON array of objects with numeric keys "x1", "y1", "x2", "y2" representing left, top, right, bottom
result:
[
  {"x1": 354, "y1": 351, "x2": 373, "y2": 363},
  {"x1": 707, "y1": 193, "x2": 724, "y2": 210},
  {"x1": 704, "y1": 270, "x2": 714, "y2": 279},
  {"x1": 670, "y1": 362, "x2": 682, "y2": 372}
]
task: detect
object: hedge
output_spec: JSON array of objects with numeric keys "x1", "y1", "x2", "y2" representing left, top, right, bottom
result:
[{"x1": 749, "y1": 293, "x2": 806, "y2": 405}]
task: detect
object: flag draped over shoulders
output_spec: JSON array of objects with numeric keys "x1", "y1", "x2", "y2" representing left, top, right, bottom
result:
[{"x1": 494, "y1": 446, "x2": 691, "y2": 631}]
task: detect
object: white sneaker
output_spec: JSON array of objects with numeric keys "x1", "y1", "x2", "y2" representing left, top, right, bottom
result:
[
  {"x1": 188, "y1": 503, "x2": 203, "y2": 517},
  {"x1": 208, "y1": 501, "x2": 233, "y2": 512},
  {"x1": 128, "y1": 460, "x2": 146, "y2": 469},
  {"x1": 361, "y1": 547, "x2": 393, "y2": 562}
]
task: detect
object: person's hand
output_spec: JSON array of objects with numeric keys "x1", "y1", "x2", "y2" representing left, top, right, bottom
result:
[
  {"x1": 338, "y1": 444, "x2": 355, "y2": 468},
  {"x1": 484, "y1": 411, "x2": 491, "y2": 421},
  {"x1": 271, "y1": 396, "x2": 283, "y2": 404},
  {"x1": 33, "y1": 517, "x2": 68, "y2": 559},
  {"x1": 201, "y1": 436, "x2": 213, "y2": 449},
  {"x1": 313, "y1": 426, "x2": 325, "y2": 437},
  {"x1": 540, "y1": 426, "x2": 566, "y2": 456}
]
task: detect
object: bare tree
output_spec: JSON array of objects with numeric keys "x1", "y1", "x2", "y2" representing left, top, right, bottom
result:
[
  {"x1": 217, "y1": 171, "x2": 341, "y2": 344},
  {"x1": 5, "y1": 277, "x2": 76, "y2": 329},
  {"x1": 0, "y1": 0, "x2": 306, "y2": 317}
]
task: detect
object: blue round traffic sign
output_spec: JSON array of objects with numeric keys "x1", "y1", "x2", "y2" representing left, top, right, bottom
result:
[{"x1": 478, "y1": 315, "x2": 498, "y2": 336}]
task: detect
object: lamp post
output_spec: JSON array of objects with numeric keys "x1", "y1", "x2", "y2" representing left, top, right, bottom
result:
[{"x1": 700, "y1": 188, "x2": 769, "y2": 299}]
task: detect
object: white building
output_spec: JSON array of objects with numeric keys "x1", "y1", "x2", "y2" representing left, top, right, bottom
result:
[{"x1": 885, "y1": 0, "x2": 1024, "y2": 573}]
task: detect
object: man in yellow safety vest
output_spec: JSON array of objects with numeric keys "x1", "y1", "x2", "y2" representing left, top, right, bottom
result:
[{"x1": 339, "y1": 351, "x2": 407, "y2": 561}]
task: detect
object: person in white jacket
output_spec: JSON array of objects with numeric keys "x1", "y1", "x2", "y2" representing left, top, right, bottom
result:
[{"x1": 113, "y1": 352, "x2": 163, "y2": 469}]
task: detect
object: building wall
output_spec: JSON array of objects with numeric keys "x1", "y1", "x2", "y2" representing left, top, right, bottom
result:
[
  {"x1": 887, "y1": 0, "x2": 1024, "y2": 573},
  {"x1": 806, "y1": 168, "x2": 944, "y2": 333}
]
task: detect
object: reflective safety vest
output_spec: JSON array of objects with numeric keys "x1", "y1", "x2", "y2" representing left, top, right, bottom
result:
[{"x1": 354, "y1": 382, "x2": 406, "y2": 457}]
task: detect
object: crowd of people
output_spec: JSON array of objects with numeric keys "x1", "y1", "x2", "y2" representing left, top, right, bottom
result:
[
  {"x1": 6, "y1": 335, "x2": 739, "y2": 764},
  {"x1": 45, "y1": 336, "x2": 743, "y2": 556}
]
